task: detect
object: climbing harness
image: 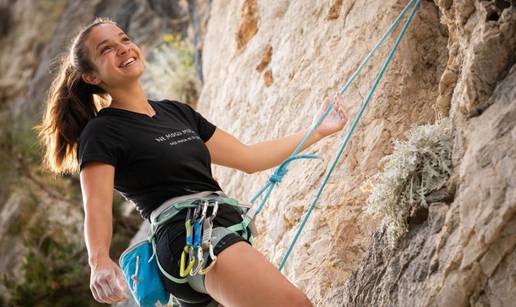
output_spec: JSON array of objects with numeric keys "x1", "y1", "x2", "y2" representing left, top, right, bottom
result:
[
  {"x1": 149, "y1": 191, "x2": 256, "y2": 283},
  {"x1": 246, "y1": 0, "x2": 422, "y2": 272},
  {"x1": 119, "y1": 191, "x2": 257, "y2": 306}
]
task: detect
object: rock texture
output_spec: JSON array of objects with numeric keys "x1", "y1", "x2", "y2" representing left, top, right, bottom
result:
[
  {"x1": 337, "y1": 61, "x2": 515, "y2": 307},
  {"x1": 196, "y1": 0, "x2": 514, "y2": 306},
  {"x1": 435, "y1": 0, "x2": 516, "y2": 118}
]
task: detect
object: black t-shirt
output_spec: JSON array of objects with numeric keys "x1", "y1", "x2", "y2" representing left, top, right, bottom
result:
[{"x1": 77, "y1": 99, "x2": 223, "y2": 220}]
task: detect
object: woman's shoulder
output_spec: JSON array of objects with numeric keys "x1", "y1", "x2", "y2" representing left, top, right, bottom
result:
[{"x1": 79, "y1": 114, "x2": 118, "y2": 140}]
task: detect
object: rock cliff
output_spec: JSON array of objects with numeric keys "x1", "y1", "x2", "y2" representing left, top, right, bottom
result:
[{"x1": 197, "y1": 0, "x2": 515, "y2": 306}]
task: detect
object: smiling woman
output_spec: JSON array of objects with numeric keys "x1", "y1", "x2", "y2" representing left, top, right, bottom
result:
[
  {"x1": 80, "y1": 22, "x2": 149, "y2": 114},
  {"x1": 35, "y1": 15, "x2": 345, "y2": 307}
]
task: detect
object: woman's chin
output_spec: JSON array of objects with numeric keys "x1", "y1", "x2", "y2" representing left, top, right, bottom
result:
[
  {"x1": 111, "y1": 74, "x2": 143, "y2": 87},
  {"x1": 118, "y1": 66, "x2": 144, "y2": 79}
]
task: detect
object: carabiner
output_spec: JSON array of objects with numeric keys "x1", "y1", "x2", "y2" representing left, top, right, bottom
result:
[
  {"x1": 180, "y1": 209, "x2": 195, "y2": 277},
  {"x1": 199, "y1": 243, "x2": 218, "y2": 275},
  {"x1": 201, "y1": 215, "x2": 213, "y2": 249},
  {"x1": 201, "y1": 200, "x2": 218, "y2": 255},
  {"x1": 188, "y1": 245, "x2": 195, "y2": 266},
  {"x1": 199, "y1": 201, "x2": 219, "y2": 275},
  {"x1": 180, "y1": 245, "x2": 195, "y2": 277},
  {"x1": 190, "y1": 244, "x2": 204, "y2": 275},
  {"x1": 201, "y1": 199, "x2": 209, "y2": 220},
  {"x1": 190, "y1": 213, "x2": 204, "y2": 275},
  {"x1": 211, "y1": 200, "x2": 219, "y2": 218},
  {"x1": 192, "y1": 204, "x2": 202, "y2": 221}
]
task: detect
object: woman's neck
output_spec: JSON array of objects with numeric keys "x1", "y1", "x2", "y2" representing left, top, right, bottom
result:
[{"x1": 108, "y1": 82, "x2": 154, "y2": 115}]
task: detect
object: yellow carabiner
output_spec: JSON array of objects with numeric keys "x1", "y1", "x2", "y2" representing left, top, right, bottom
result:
[
  {"x1": 180, "y1": 246, "x2": 195, "y2": 277},
  {"x1": 180, "y1": 215, "x2": 195, "y2": 277}
]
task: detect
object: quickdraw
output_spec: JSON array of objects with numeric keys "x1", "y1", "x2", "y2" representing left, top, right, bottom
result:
[
  {"x1": 199, "y1": 200, "x2": 219, "y2": 275},
  {"x1": 178, "y1": 199, "x2": 221, "y2": 277},
  {"x1": 179, "y1": 208, "x2": 195, "y2": 277},
  {"x1": 190, "y1": 203, "x2": 206, "y2": 275}
]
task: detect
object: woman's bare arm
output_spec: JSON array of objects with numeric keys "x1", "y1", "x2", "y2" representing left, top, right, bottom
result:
[
  {"x1": 79, "y1": 161, "x2": 129, "y2": 304},
  {"x1": 205, "y1": 93, "x2": 347, "y2": 174},
  {"x1": 206, "y1": 127, "x2": 322, "y2": 174},
  {"x1": 80, "y1": 161, "x2": 115, "y2": 266}
]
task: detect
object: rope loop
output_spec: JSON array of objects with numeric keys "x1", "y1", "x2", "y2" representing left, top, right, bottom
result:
[{"x1": 267, "y1": 154, "x2": 319, "y2": 184}]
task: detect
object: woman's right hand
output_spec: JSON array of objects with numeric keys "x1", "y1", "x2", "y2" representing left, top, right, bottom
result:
[
  {"x1": 312, "y1": 93, "x2": 348, "y2": 138},
  {"x1": 90, "y1": 256, "x2": 131, "y2": 304}
]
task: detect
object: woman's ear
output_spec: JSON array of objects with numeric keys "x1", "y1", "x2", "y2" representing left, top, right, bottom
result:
[{"x1": 82, "y1": 72, "x2": 101, "y2": 85}]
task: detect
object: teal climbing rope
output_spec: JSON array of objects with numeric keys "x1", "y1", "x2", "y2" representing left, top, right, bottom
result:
[{"x1": 248, "y1": 0, "x2": 422, "y2": 272}]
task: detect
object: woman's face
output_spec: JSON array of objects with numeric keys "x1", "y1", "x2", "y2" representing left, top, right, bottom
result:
[{"x1": 82, "y1": 23, "x2": 145, "y2": 89}]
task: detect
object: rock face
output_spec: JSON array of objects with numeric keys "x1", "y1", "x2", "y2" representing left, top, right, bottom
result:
[
  {"x1": 339, "y1": 63, "x2": 516, "y2": 307},
  {"x1": 196, "y1": 0, "x2": 515, "y2": 306}
]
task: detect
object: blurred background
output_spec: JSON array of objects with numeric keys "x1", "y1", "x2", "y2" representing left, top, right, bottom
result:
[{"x1": 0, "y1": 0, "x2": 209, "y2": 305}]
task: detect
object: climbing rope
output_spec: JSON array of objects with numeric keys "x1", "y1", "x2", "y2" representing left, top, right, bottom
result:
[{"x1": 247, "y1": 0, "x2": 422, "y2": 272}]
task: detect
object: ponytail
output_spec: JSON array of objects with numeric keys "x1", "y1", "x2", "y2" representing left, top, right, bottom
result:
[{"x1": 34, "y1": 17, "x2": 116, "y2": 175}]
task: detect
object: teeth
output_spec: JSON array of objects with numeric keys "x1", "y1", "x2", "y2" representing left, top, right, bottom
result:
[{"x1": 121, "y1": 57, "x2": 136, "y2": 67}]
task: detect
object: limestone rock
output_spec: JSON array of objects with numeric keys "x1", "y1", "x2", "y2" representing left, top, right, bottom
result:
[
  {"x1": 197, "y1": 0, "x2": 514, "y2": 306},
  {"x1": 198, "y1": 0, "x2": 448, "y2": 305}
]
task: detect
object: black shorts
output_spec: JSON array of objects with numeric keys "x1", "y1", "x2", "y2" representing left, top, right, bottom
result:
[{"x1": 154, "y1": 203, "x2": 252, "y2": 306}]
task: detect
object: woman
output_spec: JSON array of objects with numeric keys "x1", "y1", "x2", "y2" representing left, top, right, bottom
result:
[{"x1": 36, "y1": 17, "x2": 347, "y2": 307}]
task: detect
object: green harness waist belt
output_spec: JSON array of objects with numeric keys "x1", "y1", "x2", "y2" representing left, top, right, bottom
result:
[{"x1": 148, "y1": 191, "x2": 258, "y2": 285}]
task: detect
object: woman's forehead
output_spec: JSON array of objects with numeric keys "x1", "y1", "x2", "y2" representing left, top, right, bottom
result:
[{"x1": 86, "y1": 23, "x2": 125, "y2": 52}]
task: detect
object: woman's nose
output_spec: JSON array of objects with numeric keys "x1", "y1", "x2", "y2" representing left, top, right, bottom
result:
[{"x1": 117, "y1": 43, "x2": 130, "y2": 55}]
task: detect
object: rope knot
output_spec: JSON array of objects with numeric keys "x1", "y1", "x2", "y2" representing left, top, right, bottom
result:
[
  {"x1": 267, "y1": 154, "x2": 319, "y2": 185},
  {"x1": 269, "y1": 171, "x2": 286, "y2": 183}
]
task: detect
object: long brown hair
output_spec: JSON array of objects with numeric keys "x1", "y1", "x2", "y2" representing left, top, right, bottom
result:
[{"x1": 34, "y1": 17, "x2": 117, "y2": 175}]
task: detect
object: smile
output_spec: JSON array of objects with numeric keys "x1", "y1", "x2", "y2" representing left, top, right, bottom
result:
[{"x1": 119, "y1": 57, "x2": 137, "y2": 68}]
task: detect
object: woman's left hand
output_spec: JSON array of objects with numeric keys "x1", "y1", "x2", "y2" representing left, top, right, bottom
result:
[{"x1": 312, "y1": 93, "x2": 348, "y2": 138}]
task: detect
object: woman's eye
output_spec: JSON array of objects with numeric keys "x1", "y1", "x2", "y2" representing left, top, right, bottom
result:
[
  {"x1": 123, "y1": 37, "x2": 131, "y2": 42},
  {"x1": 101, "y1": 47, "x2": 111, "y2": 54}
]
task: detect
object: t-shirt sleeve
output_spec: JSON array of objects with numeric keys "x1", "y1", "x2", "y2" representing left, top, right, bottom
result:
[
  {"x1": 77, "y1": 120, "x2": 123, "y2": 171},
  {"x1": 170, "y1": 100, "x2": 217, "y2": 142}
]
